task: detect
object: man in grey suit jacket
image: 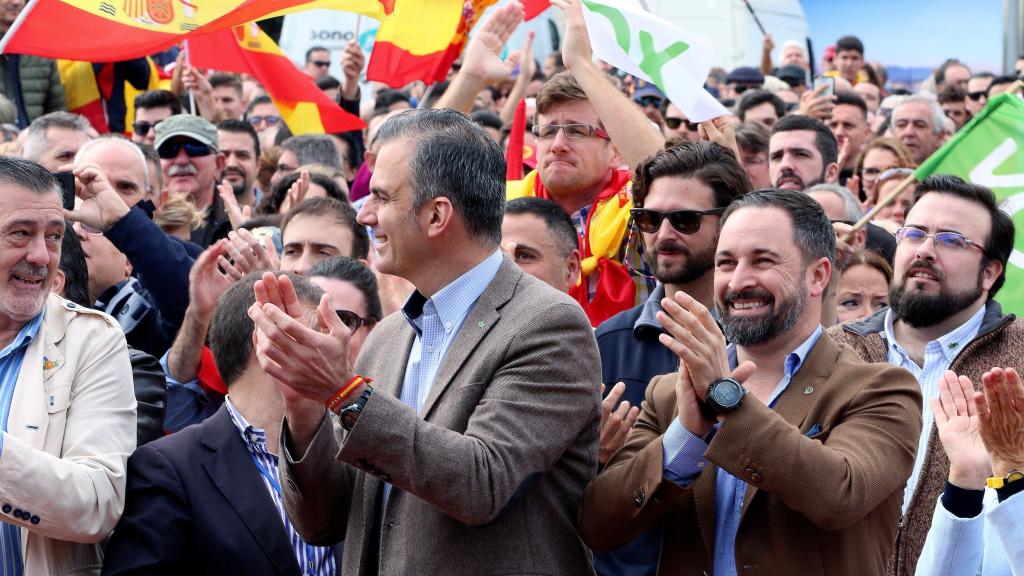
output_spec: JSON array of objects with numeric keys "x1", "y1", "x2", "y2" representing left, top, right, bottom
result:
[{"x1": 247, "y1": 102, "x2": 602, "y2": 574}]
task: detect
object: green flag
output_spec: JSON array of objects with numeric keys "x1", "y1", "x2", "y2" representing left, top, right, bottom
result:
[{"x1": 914, "y1": 93, "x2": 1024, "y2": 313}]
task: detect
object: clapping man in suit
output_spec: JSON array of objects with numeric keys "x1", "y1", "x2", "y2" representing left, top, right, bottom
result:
[
  {"x1": 579, "y1": 189, "x2": 923, "y2": 576},
  {"x1": 248, "y1": 107, "x2": 602, "y2": 575}
]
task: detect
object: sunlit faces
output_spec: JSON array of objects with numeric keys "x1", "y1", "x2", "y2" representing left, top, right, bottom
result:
[
  {"x1": 836, "y1": 263, "x2": 889, "y2": 323},
  {"x1": 76, "y1": 139, "x2": 147, "y2": 209},
  {"x1": 892, "y1": 101, "x2": 941, "y2": 165},
  {"x1": 218, "y1": 130, "x2": 258, "y2": 197},
  {"x1": 769, "y1": 130, "x2": 831, "y2": 191},
  {"x1": 36, "y1": 127, "x2": 91, "y2": 173},
  {"x1": 835, "y1": 49, "x2": 863, "y2": 84},
  {"x1": 535, "y1": 100, "x2": 618, "y2": 200},
  {"x1": 132, "y1": 106, "x2": 174, "y2": 146},
  {"x1": 743, "y1": 101, "x2": 780, "y2": 129},
  {"x1": 212, "y1": 87, "x2": 244, "y2": 120},
  {"x1": 280, "y1": 213, "x2": 355, "y2": 275},
  {"x1": 0, "y1": 185, "x2": 63, "y2": 322},
  {"x1": 270, "y1": 149, "x2": 298, "y2": 190},
  {"x1": 159, "y1": 138, "x2": 223, "y2": 209},
  {"x1": 357, "y1": 138, "x2": 421, "y2": 278},
  {"x1": 826, "y1": 104, "x2": 870, "y2": 168},
  {"x1": 713, "y1": 206, "x2": 820, "y2": 346},
  {"x1": 501, "y1": 213, "x2": 578, "y2": 293},
  {"x1": 860, "y1": 147, "x2": 899, "y2": 203},
  {"x1": 854, "y1": 83, "x2": 881, "y2": 113},
  {"x1": 641, "y1": 177, "x2": 720, "y2": 286},
  {"x1": 890, "y1": 193, "x2": 1000, "y2": 328},
  {"x1": 873, "y1": 178, "x2": 914, "y2": 226},
  {"x1": 75, "y1": 221, "x2": 130, "y2": 301},
  {"x1": 309, "y1": 276, "x2": 372, "y2": 365}
]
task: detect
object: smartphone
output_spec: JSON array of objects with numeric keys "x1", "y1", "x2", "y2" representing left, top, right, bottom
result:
[
  {"x1": 813, "y1": 75, "x2": 835, "y2": 97},
  {"x1": 51, "y1": 171, "x2": 75, "y2": 211}
]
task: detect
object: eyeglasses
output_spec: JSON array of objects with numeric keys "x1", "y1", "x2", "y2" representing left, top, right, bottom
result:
[
  {"x1": 895, "y1": 226, "x2": 989, "y2": 256},
  {"x1": 335, "y1": 309, "x2": 377, "y2": 332},
  {"x1": 156, "y1": 141, "x2": 213, "y2": 159},
  {"x1": 664, "y1": 117, "x2": 698, "y2": 131},
  {"x1": 132, "y1": 119, "x2": 164, "y2": 137},
  {"x1": 247, "y1": 115, "x2": 281, "y2": 128},
  {"x1": 311, "y1": 60, "x2": 331, "y2": 68},
  {"x1": 532, "y1": 123, "x2": 610, "y2": 141},
  {"x1": 630, "y1": 207, "x2": 726, "y2": 235},
  {"x1": 967, "y1": 91, "x2": 987, "y2": 102}
]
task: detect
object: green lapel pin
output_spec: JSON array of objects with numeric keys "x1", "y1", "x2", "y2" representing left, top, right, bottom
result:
[
  {"x1": 803, "y1": 386, "x2": 814, "y2": 395},
  {"x1": 477, "y1": 320, "x2": 486, "y2": 329}
]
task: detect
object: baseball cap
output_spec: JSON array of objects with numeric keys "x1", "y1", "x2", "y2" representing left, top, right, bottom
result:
[
  {"x1": 154, "y1": 114, "x2": 219, "y2": 151},
  {"x1": 726, "y1": 67, "x2": 765, "y2": 86},
  {"x1": 775, "y1": 65, "x2": 807, "y2": 87}
]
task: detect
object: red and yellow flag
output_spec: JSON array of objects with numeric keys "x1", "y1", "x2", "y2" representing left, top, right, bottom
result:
[
  {"x1": 0, "y1": 0, "x2": 386, "y2": 60},
  {"x1": 367, "y1": 0, "x2": 497, "y2": 87},
  {"x1": 189, "y1": 23, "x2": 364, "y2": 135}
]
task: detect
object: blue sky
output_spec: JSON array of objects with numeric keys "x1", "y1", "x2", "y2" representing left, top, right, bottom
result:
[{"x1": 801, "y1": 0, "x2": 1004, "y2": 73}]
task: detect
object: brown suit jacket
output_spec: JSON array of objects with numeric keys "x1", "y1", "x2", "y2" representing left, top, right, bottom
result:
[
  {"x1": 279, "y1": 256, "x2": 601, "y2": 576},
  {"x1": 579, "y1": 332, "x2": 922, "y2": 576}
]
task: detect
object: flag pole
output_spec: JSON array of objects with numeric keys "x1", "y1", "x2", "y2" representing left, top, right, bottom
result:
[
  {"x1": 0, "y1": 0, "x2": 40, "y2": 53},
  {"x1": 184, "y1": 39, "x2": 196, "y2": 115},
  {"x1": 418, "y1": 82, "x2": 435, "y2": 109},
  {"x1": 843, "y1": 173, "x2": 917, "y2": 242},
  {"x1": 742, "y1": 0, "x2": 768, "y2": 36},
  {"x1": 354, "y1": 15, "x2": 362, "y2": 40}
]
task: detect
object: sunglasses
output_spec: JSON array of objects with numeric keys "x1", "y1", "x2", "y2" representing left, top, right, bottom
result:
[
  {"x1": 312, "y1": 60, "x2": 331, "y2": 68},
  {"x1": 132, "y1": 119, "x2": 164, "y2": 137},
  {"x1": 532, "y1": 123, "x2": 610, "y2": 141},
  {"x1": 630, "y1": 207, "x2": 726, "y2": 235},
  {"x1": 894, "y1": 226, "x2": 989, "y2": 256},
  {"x1": 967, "y1": 91, "x2": 987, "y2": 102},
  {"x1": 247, "y1": 115, "x2": 281, "y2": 127},
  {"x1": 335, "y1": 309, "x2": 377, "y2": 332},
  {"x1": 664, "y1": 117, "x2": 699, "y2": 131},
  {"x1": 635, "y1": 95, "x2": 664, "y2": 108},
  {"x1": 157, "y1": 141, "x2": 213, "y2": 159}
]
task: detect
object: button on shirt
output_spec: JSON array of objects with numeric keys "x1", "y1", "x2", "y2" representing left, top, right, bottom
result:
[
  {"x1": 224, "y1": 398, "x2": 336, "y2": 576},
  {"x1": 882, "y1": 303, "x2": 985, "y2": 513},
  {"x1": 661, "y1": 325, "x2": 823, "y2": 576},
  {"x1": 0, "y1": 311, "x2": 44, "y2": 576}
]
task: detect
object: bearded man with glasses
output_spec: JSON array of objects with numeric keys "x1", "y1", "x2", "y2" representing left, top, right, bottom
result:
[{"x1": 830, "y1": 174, "x2": 1024, "y2": 576}]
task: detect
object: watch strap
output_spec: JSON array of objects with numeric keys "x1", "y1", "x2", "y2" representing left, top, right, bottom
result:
[{"x1": 986, "y1": 469, "x2": 1024, "y2": 490}]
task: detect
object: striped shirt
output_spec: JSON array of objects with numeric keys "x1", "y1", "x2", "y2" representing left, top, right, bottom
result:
[
  {"x1": 883, "y1": 304, "x2": 986, "y2": 513},
  {"x1": 0, "y1": 311, "x2": 45, "y2": 576},
  {"x1": 224, "y1": 398, "x2": 336, "y2": 576}
]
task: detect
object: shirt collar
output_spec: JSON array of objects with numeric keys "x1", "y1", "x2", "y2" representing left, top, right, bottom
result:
[
  {"x1": 633, "y1": 284, "x2": 666, "y2": 334},
  {"x1": 224, "y1": 396, "x2": 271, "y2": 457},
  {"x1": 727, "y1": 324, "x2": 823, "y2": 380},
  {"x1": 0, "y1": 309, "x2": 44, "y2": 360},
  {"x1": 883, "y1": 303, "x2": 987, "y2": 363},
  {"x1": 402, "y1": 250, "x2": 504, "y2": 335}
]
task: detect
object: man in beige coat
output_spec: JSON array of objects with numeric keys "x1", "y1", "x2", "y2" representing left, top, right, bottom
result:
[{"x1": 0, "y1": 156, "x2": 135, "y2": 574}]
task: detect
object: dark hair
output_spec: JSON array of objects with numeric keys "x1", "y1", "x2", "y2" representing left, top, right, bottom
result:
[
  {"x1": 305, "y1": 46, "x2": 329, "y2": 62},
  {"x1": 280, "y1": 134, "x2": 342, "y2": 171},
  {"x1": 937, "y1": 84, "x2": 968, "y2": 105},
  {"x1": 133, "y1": 89, "x2": 182, "y2": 114},
  {"x1": 833, "y1": 90, "x2": 868, "y2": 119},
  {"x1": 260, "y1": 171, "x2": 348, "y2": 215},
  {"x1": 58, "y1": 222, "x2": 90, "y2": 307},
  {"x1": 208, "y1": 72, "x2": 242, "y2": 95},
  {"x1": 911, "y1": 175, "x2": 1014, "y2": 298},
  {"x1": 238, "y1": 214, "x2": 282, "y2": 230},
  {"x1": 737, "y1": 90, "x2": 785, "y2": 122},
  {"x1": 734, "y1": 121, "x2": 770, "y2": 155},
  {"x1": 772, "y1": 115, "x2": 839, "y2": 167},
  {"x1": 470, "y1": 110, "x2": 503, "y2": 131},
  {"x1": 633, "y1": 141, "x2": 752, "y2": 208},
  {"x1": 973, "y1": 71, "x2": 996, "y2": 81},
  {"x1": 374, "y1": 108, "x2": 506, "y2": 245},
  {"x1": 316, "y1": 75, "x2": 341, "y2": 91},
  {"x1": 504, "y1": 197, "x2": 579, "y2": 258},
  {"x1": 280, "y1": 196, "x2": 369, "y2": 260},
  {"x1": 245, "y1": 95, "x2": 275, "y2": 117},
  {"x1": 308, "y1": 256, "x2": 382, "y2": 321},
  {"x1": 375, "y1": 89, "x2": 411, "y2": 111},
  {"x1": 134, "y1": 142, "x2": 162, "y2": 192},
  {"x1": 935, "y1": 59, "x2": 970, "y2": 87},
  {"x1": 209, "y1": 272, "x2": 323, "y2": 387},
  {"x1": 721, "y1": 188, "x2": 836, "y2": 267},
  {"x1": 843, "y1": 249, "x2": 892, "y2": 284},
  {"x1": 835, "y1": 35, "x2": 864, "y2": 56},
  {"x1": 536, "y1": 71, "x2": 589, "y2": 116},
  {"x1": 217, "y1": 118, "x2": 261, "y2": 159},
  {"x1": 987, "y1": 75, "x2": 1018, "y2": 96},
  {"x1": 331, "y1": 131, "x2": 361, "y2": 172},
  {"x1": 0, "y1": 155, "x2": 62, "y2": 202}
]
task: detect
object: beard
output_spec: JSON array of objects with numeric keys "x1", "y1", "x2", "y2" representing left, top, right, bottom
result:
[
  {"x1": 649, "y1": 238, "x2": 715, "y2": 285},
  {"x1": 716, "y1": 282, "x2": 807, "y2": 346},
  {"x1": 890, "y1": 259, "x2": 984, "y2": 328},
  {"x1": 773, "y1": 167, "x2": 825, "y2": 192},
  {"x1": 219, "y1": 169, "x2": 251, "y2": 197}
]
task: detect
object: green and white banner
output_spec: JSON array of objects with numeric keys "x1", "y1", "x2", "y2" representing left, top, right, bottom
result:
[
  {"x1": 581, "y1": 0, "x2": 729, "y2": 122},
  {"x1": 915, "y1": 93, "x2": 1024, "y2": 313}
]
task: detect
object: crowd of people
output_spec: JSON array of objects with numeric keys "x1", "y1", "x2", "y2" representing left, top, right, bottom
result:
[{"x1": 0, "y1": 0, "x2": 1022, "y2": 574}]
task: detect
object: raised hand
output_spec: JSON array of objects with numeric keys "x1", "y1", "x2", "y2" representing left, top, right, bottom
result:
[
  {"x1": 551, "y1": 0, "x2": 593, "y2": 72},
  {"x1": 218, "y1": 179, "x2": 252, "y2": 231},
  {"x1": 699, "y1": 117, "x2": 740, "y2": 161},
  {"x1": 797, "y1": 83, "x2": 836, "y2": 121},
  {"x1": 280, "y1": 170, "x2": 311, "y2": 214},
  {"x1": 458, "y1": 1, "x2": 525, "y2": 85},
  {"x1": 189, "y1": 239, "x2": 241, "y2": 317},
  {"x1": 599, "y1": 382, "x2": 640, "y2": 464},
  {"x1": 976, "y1": 367, "x2": 1024, "y2": 478},
  {"x1": 932, "y1": 370, "x2": 989, "y2": 490},
  {"x1": 340, "y1": 39, "x2": 365, "y2": 99}
]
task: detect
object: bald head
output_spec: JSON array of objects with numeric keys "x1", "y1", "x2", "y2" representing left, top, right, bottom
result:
[{"x1": 75, "y1": 137, "x2": 149, "y2": 207}]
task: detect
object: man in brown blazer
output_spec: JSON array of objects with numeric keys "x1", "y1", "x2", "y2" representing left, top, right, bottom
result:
[
  {"x1": 246, "y1": 104, "x2": 601, "y2": 573},
  {"x1": 579, "y1": 189, "x2": 923, "y2": 576}
]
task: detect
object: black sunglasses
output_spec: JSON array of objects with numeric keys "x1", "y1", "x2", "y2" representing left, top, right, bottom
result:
[
  {"x1": 967, "y1": 91, "x2": 987, "y2": 101},
  {"x1": 635, "y1": 95, "x2": 664, "y2": 108},
  {"x1": 335, "y1": 309, "x2": 377, "y2": 332},
  {"x1": 132, "y1": 119, "x2": 163, "y2": 137},
  {"x1": 312, "y1": 60, "x2": 331, "y2": 68},
  {"x1": 157, "y1": 141, "x2": 213, "y2": 159},
  {"x1": 664, "y1": 117, "x2": 699, "y2": 131},
  {"x1": 630, "y1": 207, "x2": 726, "y2": 235}
]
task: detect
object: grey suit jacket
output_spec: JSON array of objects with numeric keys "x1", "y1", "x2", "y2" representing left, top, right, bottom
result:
[{"x1": 280, "y1": 256, "x2": 601, "y2": 576}]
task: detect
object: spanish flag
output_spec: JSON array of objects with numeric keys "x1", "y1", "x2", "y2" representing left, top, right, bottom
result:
[
  {"x1": 367, "y1": 0, "x2": 497, "y2": 87},
  {"x1": 0, "y1": 0, "x2": 386, "y2": 60},
  {"x1": 189, "y1": 23, "x2": 363, "y2": 134}
]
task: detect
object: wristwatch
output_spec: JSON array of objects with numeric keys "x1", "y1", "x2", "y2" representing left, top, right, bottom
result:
[
  {"x1": 986, "y1": 469, "x2": 1024, "y2": 489},
  {"x1": 339, "y1": 385, "x2": 373, "y2": 431},
  {"x1": 701, "y1": 377, "x2": 746, "y2": 420}
]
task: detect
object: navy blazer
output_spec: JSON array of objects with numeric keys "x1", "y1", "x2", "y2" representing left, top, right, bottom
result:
[{"x1": 102, "y1": 406, "x2": 339, "y2": 576}]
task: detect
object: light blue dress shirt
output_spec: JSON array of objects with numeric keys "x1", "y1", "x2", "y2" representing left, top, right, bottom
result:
[
  {"x1": 882, "y1": 304, "x2": 985, "y2": 513},
  {"x1": 660, "y1": 325, "x2": 823, "y2": 576}
]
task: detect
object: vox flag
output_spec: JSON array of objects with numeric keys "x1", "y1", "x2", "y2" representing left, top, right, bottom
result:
[
  {"x1": 581, "y1": 0, "x2": 728, "y2": 122},
  {"x1": 914, "y1": 93, "x2": 1024, "y2": 313},
  {"x1": 189, "y1": 23, "x2": 364, "y2": 134}
]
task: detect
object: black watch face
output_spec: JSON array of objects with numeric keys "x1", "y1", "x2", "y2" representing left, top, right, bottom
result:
[{"x1": 712, "y1": 379, "x2": 744, "y2": 407}]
